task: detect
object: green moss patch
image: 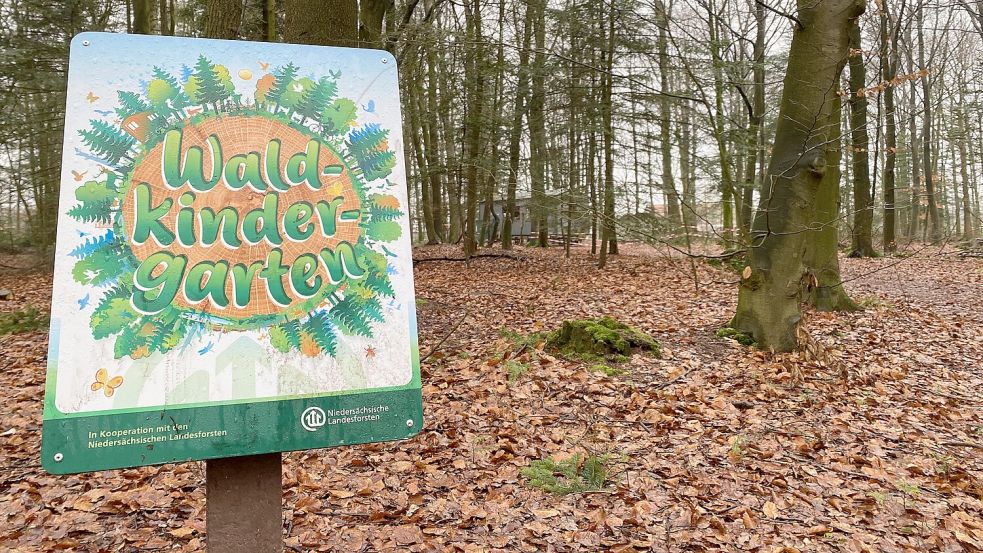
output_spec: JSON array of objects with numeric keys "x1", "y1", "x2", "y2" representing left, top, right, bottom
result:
[
  {"x1": 521, "y1": 454, "x2": 611, "y2": 494},
  {"x1": 716, "y1": 327, "x2": 755, "y2": 346},
  {"x1": 546, "y1": 317, "x2": 660, "y2": 362}
]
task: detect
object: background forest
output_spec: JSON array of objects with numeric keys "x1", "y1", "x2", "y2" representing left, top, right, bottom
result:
[{"x1": 4, "y1": 0, "x2": 981, "y2": 261}]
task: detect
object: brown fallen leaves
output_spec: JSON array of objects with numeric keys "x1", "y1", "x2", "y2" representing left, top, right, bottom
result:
[{"x1": 1, "y1": 243, "x2": 982, "y2": 551}]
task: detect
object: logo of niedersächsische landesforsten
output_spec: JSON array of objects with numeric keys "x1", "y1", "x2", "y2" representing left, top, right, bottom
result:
[
  {"x1": 68, "y1": 56, "x2": 402, "y2": 360},
  {"x1": 301, "y1": 406, "x2": 326, "y2": 431}
]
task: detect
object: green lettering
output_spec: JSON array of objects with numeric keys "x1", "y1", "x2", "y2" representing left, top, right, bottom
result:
[
  {"x1": 290, "y1": 254, "x2": 322, "y2": 297},
  {"x1": 313, "y1": 196, "x2": 345, "y2": 237},
  {"x1": 230, "y1": 261, "x2": 264, "y2": 308},
  {"x1": 285, "y1": 139, "x2": 322, "y2": 190},
  {"x1": 259, "y1": 249, "x2": 291, "y2": 306},
  {"x1": 200, "y1": 206, "x2": 242, "y2": 247},
  {"x1": 132, "y1": 182, "x2": 174, "y2": 246},
  {"x1": 223, "y1": 152, "x2": 266, "y2": 192},
  {"x1": 176, "y1": 192, "x2": 196, "y2": 246},
  {"x1": 183, "y1": 260, "x2": 230, "y2": 308},
  {"x1": 161, "y1": 128, "x2": 223, "y2": 192},
  {"x1": 132, "y1": 252, "x2": 186, "y2": 313},
  {"x1": 283, "y1": 201, "x2": 314, "y2": 241},
  {"x1": 318, "y1": 242, "x2": 365, "y2": 284},
  {"x1": 263, "y1": 139, "x2": 290, "y2": 192},
  {"x1": 242, "y1": 193, "x2": 283, "y2": 246}
]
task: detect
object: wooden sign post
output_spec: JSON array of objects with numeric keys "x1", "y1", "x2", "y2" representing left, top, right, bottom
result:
[{"x1": 42, "y1": 33, "x2": 422, "y2": 551}]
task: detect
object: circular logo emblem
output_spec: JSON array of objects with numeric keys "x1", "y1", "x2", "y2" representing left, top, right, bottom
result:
[{"x1": 301, "y1": 406, "x2": 326, "y2": 432}]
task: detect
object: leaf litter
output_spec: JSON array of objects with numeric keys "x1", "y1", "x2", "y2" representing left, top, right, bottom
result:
[{"x1": 1, "y1": 244, "x2": 981, "y2": 551}]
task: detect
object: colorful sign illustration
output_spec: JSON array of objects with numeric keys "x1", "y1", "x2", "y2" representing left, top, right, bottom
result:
[{"x1": 42, "y1": 33, "x2": 422, "y2": 474}]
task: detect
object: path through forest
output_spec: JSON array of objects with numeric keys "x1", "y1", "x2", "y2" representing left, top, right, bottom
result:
[{"x1": 1, "y1": 246, "x2": 981, "y2": 552}]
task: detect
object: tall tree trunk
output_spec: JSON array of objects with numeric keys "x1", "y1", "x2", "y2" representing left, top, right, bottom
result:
[
  {"x1": 805, "y1": 95, "x2": 858, "y2": 311},
  {"x1": 502, "y1": 5, "x2": 533, "y2": 250},
  {"x1": 529, "y1": 0, "x2": 549, "y2": 247},
  {"x1": 917, "y1": 8, "x2": 941, "y2": 241},
  {"x1": 741, "y1": 0, "x2": 766, "y2": 241},
  {"x1": 907, "y1": 71, "x2": 921, "y2": 239},
  {"x1": 655, "y1": 0, "x2": 682, "y2": 229},
  {"x1": 359, "y1": 0, "x2": 389, "y2": 46},
  {"x1": 132, "y1": 0, "x2": 153, "y2": 34},
  {"x1": 880, "y1": 2, "x2": 899, "y2": 252},
  {"x1": 598, "y1": 0, "x2": 616, "y2": 268},
  {"x1": 463, "y1": 0, "x2": 484, "y2": 258},
  {"x1": 202, "y1": 0, "x2": 243, "y2": 39},
  {"x1": 848, "y1": 20, "x2": 876, "y2": 257},
  {"x1": 731, "y1": 0, "x2": 865, "y2": 352},
  {"x1": 959, "y1": 105, "x2": 975, "y2": 240},
  {"x1": 263, "y1": 0, "x2": 276, "y2": 41}
]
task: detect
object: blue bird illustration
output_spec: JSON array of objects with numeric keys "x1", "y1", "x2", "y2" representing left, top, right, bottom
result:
[
  {"x1": 197, "y1": 341, "x2": 215, "y2": 355},
  {"x1": 77, "y1": 230, "x2": 89, "y2": 237},
  {"x1": 94, "y1": 109, "x2": 113, "y2": 116},
  {"x1": 329, "y1": 70, "x2": 341, "y2": 79},
  {"x1": 362, "y1": 99, "x2": 376, "y2": 113},
  {"x1": 78, "y1": 293, "x2": 90, "y2": 309}
]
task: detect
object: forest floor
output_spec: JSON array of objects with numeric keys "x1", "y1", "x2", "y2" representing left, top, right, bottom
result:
[{"x1": 1, "y1": 243, "x2": 982, "y2": 552}]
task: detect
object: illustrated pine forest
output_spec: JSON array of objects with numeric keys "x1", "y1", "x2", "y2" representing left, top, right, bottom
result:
[{"x1": 2, "y1": 0, "x2": 983, "y2": 552}]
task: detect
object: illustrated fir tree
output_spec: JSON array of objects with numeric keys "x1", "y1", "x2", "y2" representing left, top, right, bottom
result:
[
  {"x1": 347, "y1": 124, "x2": 396, "y2": 181},
  {"x1": 147, "y1": 67, "x2": 191, "y2": 118},
  {"x1": 189, "y1": 55, "x2": 227, "y2": 111},
  {"x1": 115, "y1": 90, "x2": 150, "y2": 120},
  {"x1": 269, "y1": 62, "x2": 299, "y2": 112},
  {"x1": 79, "y1": 120, "x2": 136, "y2": 166},
  {"x1": 295, "y1": 77, "x2": 337, "y2": 125}
]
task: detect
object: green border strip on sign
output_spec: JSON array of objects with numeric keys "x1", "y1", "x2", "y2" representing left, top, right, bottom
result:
[{"x1": 41, "y1": 388, "x2": 423, "y2": 474}]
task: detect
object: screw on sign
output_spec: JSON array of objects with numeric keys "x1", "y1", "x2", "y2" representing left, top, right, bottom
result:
[{"x1": 43, "y1": 33, "x2": 423, "y2": 552}]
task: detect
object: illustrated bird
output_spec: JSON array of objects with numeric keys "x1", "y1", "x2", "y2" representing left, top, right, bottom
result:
[
  {"x1": 78, "y1": 293, "x2": 90, "y2": 309},
  {"x1": 362, "y1": 99, "x2": 376, "y2": 113},
  {"x1": 94, "y1": 109, "x2": 113, "y2": 116},
  {"x1": 78, "y1": 230, "x2": 89, "y2": 237},
  {"x1": 329, "y1": 70, "x2": 341, "y2": 79},
  {"x1": 86, "y1": 91, "x2": 99, "y2": 103},
  {"x1": 197, "y1": 341, "x2": 215, "y2": 355},
  {"x1": 365, "y1": 347, "x2": 376, "y2": 359},
  {"x1": 71, "y1": 169, "x2": 87, "y2": 181},
  {"x1": 259, "y1": 61, "x2": 269, "y2": 70},
  {"x1": 387, "y1": 264, "x2": 398, "y2": 276},
  {"x1": 381, "y1": 245, "x2": 398, "y2": 258}
]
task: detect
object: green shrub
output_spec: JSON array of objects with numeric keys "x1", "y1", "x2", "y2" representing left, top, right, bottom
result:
[{"x1": 0, "y1": 305, "x2": 50, "y2": 335}]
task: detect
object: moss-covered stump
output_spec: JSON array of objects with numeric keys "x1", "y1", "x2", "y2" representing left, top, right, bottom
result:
[{"x1": 547, "y1": 317, "x2": 660, "y2": 362}]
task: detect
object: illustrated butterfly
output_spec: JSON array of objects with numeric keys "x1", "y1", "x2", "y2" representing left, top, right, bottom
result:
[
  {"x1": 91, "y1": 368, "x2": 123, "y2": 397},
  {"x1": 86, "y1": 91, "x2": 99, "y2": 103},
  {"x1": 259, "y1": 61, "x2": 269, "y2": 70}
]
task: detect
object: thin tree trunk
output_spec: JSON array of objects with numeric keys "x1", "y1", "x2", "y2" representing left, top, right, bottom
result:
[
  {"x1": 848, "y1": 20, "x2": 876, "y2": 257},
  {"x1": 881, "y1": 2, "x2": 900, "y2": 252},
  {"x1": 529, "y1": 0, "x2": 549, "y2": 247}
]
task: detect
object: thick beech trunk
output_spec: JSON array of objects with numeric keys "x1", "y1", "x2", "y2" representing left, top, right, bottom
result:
[{"x1": 731, "y1": 0, "x2": 865, "y2": 352}]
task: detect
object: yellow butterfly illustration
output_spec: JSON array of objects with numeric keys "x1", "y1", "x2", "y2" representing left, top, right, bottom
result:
[
  {"x1": 86, "y1": 91, "x2": 99, "y2": 103},
  {"x1": 90, "y1": 368, "x2": 123, "y2": 397}
]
